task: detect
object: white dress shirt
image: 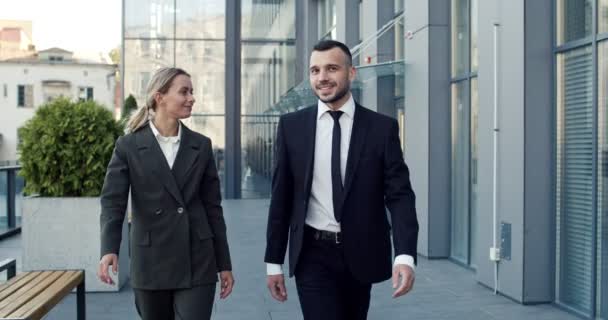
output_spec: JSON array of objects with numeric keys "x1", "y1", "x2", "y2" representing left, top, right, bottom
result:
[
  {"x1": 267, "y1": 95, "x2": 415, "y2": 275},
  {"x1": 149, "y1": 121, "x2": 181, "y2": 169}
]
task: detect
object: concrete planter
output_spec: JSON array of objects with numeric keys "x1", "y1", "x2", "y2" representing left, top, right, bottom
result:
[{"x1": 22, "y1": 197, "x2": 129, "y2": 292}]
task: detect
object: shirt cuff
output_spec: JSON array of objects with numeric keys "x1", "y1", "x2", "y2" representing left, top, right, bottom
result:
[
  {"x1": 394, "y1": 254, "x2": 416, "y2": 272},
  {"x1": 266, "y1": 263, "x2": 283, "y2": 275}
]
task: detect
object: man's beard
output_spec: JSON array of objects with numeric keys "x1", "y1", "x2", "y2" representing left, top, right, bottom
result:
[{"x1": 316, "y1": 82, "x2": 350, "y2": 104}]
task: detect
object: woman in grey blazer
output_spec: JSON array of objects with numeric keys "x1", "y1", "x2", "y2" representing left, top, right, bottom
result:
[{"x1": 98, "y1": 67, "x2": 234, "y2": 320}]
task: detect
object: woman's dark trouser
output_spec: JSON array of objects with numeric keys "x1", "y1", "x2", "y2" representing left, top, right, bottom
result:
[{"x1": 133, "y1": 283, "x2": 216, "y2": 320}]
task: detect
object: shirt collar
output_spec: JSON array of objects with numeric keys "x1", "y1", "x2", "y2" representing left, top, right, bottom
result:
[
  {"x1": 317, "y1": 94, "x2": 356, "y2": 120},
  {"x1": 149, "y1": 120, "x2": 181, "y2": 143}
]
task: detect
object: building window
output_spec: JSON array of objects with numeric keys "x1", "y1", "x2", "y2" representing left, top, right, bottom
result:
[
  {"x1": 17, "y1": 85, "x2": 33, "y2": 108},
  {"x1": 318, "y1": 0, "x2": 336, "y2": 40},
  {"x1": 556, "y1": 1, "x2": 608, "y2": 317},
  {"x1": 78, "y1": 87, "x2": 94, "y2": 101},
  {"x1": 450, "y1": 0, "x2": 478, "y2": 268},
  {"x1": 3, "y1": 84, "x2": 7, "y2": 98}
]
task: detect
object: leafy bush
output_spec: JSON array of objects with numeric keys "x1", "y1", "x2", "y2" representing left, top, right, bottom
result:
[{"x1": 18, "y1": 98, "x2": 123, "y2": 197}]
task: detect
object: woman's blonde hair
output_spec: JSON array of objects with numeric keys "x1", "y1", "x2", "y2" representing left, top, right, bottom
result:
[{"x1": 126, "y1": 67, "x2": 191, "y2": 133}]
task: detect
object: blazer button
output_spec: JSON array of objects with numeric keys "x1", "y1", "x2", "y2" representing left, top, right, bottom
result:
[
  {"x1": 177, "y1": 207, "x2": 184, "y2": 214},
  {"x1": 155, "y1": 209, "x2": 162, "y2": 215}
]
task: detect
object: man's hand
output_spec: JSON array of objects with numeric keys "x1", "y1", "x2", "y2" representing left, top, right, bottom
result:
[
  {"x1": 98, "y1": 253, "x2": 118, "y2": 285},
  {"x1": 267, "y1": 274, "x2": 287, "y2": 302},
  {"x1": 219, "y1": 271, "x2": 234, "y2": 299},
  {"x1": 392, "y1": 264, "x2": 415, "y2": 298}
]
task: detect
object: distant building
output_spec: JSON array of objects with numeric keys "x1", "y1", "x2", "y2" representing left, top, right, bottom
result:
[
  {"x1": 0, "y1": 47, "x2": 117, "y2": 161},
  {"x1": 0, "y1": 20, "x2": 35, "y2": 60}
]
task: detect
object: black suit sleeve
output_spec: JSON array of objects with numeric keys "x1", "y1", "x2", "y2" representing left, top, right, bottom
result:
[
  {"x1": 383, "y1": 119, "x2": 419, "y2": 264},
  {"x1": 200, "y1": 138, "x2": 232, "y2": 272},
  {"x1": 100, "y1": 136, "x2": 130, "y2": 257},
  {"x1": 264, "y1": 117, "x2": 294, "y2": 264}
]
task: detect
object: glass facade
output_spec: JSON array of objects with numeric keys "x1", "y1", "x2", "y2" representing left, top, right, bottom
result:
[
  {"x1": 240, "y1": 0, "x2": 295, "y2": 198},
  {"x1": 318, "y1": 0, "x2": 336, "y2": 40},
  {"x1": 556, "y1": 1, "x2": 608, "y2": 317},
  {"x1": 598, "y1": 40, "x2": 608, "y2": 319},
  {"x1": 450, "y1": 0, "x2": 477, "y2": 267},
  {"x1": 451, "y1": 0, "x2": 469, "y2": 77},
  {"x1": 557, "y1": 0, "x2": 593, "y2": 45},
  {"x1": 124, "y1": 0, "x2": 227, "y2": 185}
]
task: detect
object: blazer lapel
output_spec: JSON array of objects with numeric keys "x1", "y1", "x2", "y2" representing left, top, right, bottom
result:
[
  {"x1": 172, "y1": 124, "x2": 201, "y2": 190},
  {"x1": 302, "y1": 106, "x2": 317, "y2": 200},
  {"x1": 135, "y1": 123, "x2": 185, "y2": 206},
  {"x1": 343, "y1": 104, "x2": 369, "y2": 198}
]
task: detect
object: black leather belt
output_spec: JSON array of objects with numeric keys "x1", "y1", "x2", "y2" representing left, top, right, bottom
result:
[{"x1": 305, "y1": 225, "x2": 342, "y2": 244}]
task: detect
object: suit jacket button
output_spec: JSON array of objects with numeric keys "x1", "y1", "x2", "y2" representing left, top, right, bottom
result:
[
  {"x1": 155, "y1": 209, "x2": 162, "y2": 215},
  {"x1": 177, "y1": 207, "x2": 184, "y2": 214}
]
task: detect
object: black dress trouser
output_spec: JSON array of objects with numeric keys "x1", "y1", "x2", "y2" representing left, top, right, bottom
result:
[
  {"x1": 295, "y1": 226, "x2": 373, "y2": 320},
  {"x1": 133, "y1": 283, "x2": 216, "y2": 320}
]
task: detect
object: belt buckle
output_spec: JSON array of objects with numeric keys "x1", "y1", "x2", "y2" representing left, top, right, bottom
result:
[{"x1": 335, "y1": 232, "x2": 341, "y2": 244}]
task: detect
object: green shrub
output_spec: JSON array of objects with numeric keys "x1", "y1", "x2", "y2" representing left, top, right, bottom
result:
[{"x1": 18, "y1": 98, "x2": 124, "y2": 197}]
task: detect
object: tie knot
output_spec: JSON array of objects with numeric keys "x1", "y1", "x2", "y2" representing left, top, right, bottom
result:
[{"x1": 328, "y1": 110, "x2": 344, "y2": 121}]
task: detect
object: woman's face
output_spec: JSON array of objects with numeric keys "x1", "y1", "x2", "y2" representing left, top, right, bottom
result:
[{"x1": 156, "y1": 74, "x2": 195, "y2": 120}]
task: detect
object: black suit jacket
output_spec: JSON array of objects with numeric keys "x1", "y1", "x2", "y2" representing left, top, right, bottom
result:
[
  {"x1": 264, "y1": 103, "x2": 418, "y2": 284},
  {"x1": 100, "y1": 122, "x2": 231, "y2": 290}
]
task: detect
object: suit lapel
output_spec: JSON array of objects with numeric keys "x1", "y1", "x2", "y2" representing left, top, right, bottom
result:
[
  {"x1": 135, "y1": 123, "x2": 185, "y2": 206},
  {"x1": 172, "y1": 123, "x2": 201, "y2": 190},
  {"x1": 343, "y1": 104, "x2": 369, "y2": 199},
  {"x1": 302, "y1": 106, "x2": 317, "y2": 200}
]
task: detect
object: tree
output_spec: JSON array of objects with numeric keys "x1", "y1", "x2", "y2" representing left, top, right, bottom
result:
[{"x1": 122, "y1": 94, "x2": 138, "y2": 121}]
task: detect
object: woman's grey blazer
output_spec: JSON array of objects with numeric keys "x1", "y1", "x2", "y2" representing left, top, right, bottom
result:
[{"x1": 100, "y1": 122, "x2": 231, "y2": 290}]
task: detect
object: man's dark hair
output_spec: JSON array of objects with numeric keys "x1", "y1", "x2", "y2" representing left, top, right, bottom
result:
[{"x1": 312, "y1": 40, "x2": 353, "y2": 66}]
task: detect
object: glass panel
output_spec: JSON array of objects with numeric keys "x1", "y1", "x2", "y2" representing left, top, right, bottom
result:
[
  {"x1": 556, "y1": 45, "x2": 594, "y2": 316},
  {"x1": 240, "y1": 42, "x2": 296, "y2": 198},
  {"x1": 183, "y1": 115, "x2": 225, "y2": 186},
  {"x1": 242, "y1": 0, "x2": 295, "y2": 39},
  {"x1": 470, "y1": 0, "x2": 478, "y2": 72},
  {"x1": 125, "y1": 0, "x2": 174, "y2": 38},
  {"x1": 557, "y1": 0, "x2": 593, "y2": 45},
  {"x1": 14, "y1": 171, "x2": 23, "y2": 227},
  {"x1": 598, "y1": 40, "x2": 608, "y2": 318},
  {"x1": 395, "y1": 0, "x2": 404, "y2": 13},
  {"x1": 451, "y1": 80, "x2": 470, "y2": 264},
  {"x1": 318, "y1": 0, "x2": 336, "y2": 39},
  {"x1": 124, "y1": 39, "x2": 174, "y2": 106},
  {"x1": 0, "y1": 171, "x2": 7, "y2": 232},
  {"x1": 601, "y1": 0, "x2": 608, "y2": 35},
  {"x1": 176, "y1": 0, "x2": 225, "y2": 39},
  {"x1": 395, "y1": 15, "x2": 405, "y2": 61},
  {"x1": 451, "y1": 0, "x2": 470, "y2": 77},
  {"x1": 470, "y1": 77, "x2": 478, "y2": 268},
  {"x1": 175, "y1": 40, "x2": 225, "y2": 114}
]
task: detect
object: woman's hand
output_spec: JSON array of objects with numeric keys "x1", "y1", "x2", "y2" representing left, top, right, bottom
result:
[
  {"x1": 219, "y1": 271, "x2": 234, "y2": 299},
  {"x1": 98, "y1": 253, "x2": 118, "y2": 285}
]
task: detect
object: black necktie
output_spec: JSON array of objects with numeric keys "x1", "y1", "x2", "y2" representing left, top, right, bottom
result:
[{"x1": 329, "y1": 110, "x2": 344, "y2": 222}]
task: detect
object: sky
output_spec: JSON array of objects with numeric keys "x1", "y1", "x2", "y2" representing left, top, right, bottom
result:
[{"x1": 2, "y1": 0, "x2": 121, "y2": 59}]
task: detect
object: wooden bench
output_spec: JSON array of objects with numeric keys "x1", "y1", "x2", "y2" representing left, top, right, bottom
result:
[{"x1": 0, "y1": 259, "x2": 85, "y2": 320}]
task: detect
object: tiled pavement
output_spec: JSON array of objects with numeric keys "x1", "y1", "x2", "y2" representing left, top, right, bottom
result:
[{"x1": 0, "y1": 199, "x2": 580, "y2": 319}]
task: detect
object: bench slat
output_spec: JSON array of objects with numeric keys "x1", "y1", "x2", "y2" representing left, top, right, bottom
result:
[
  {"x1": 0, "y1": 273, "x2": 30, "y2": 295},
  {"x1": 0, "y1": 272, "x2": 43, "y2": 302},
  {"x1": 7, "y1": 270, "x2": 83, "y2": 320},
  {"x1": 0, "y1": 271, "x2": 65, "y2": 317}
]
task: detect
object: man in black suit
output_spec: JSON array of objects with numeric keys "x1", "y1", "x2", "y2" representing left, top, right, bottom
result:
[{"x1": 264, "y1": 40, "x2": 419, "y2": 319}]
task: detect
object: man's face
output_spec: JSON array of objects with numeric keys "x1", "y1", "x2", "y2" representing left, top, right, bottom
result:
[{"x1": 309, "y1": 47, "x2": 355, "y2": 105}]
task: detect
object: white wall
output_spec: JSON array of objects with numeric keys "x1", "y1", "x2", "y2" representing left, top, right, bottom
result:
[{"x1": 0, "y1": 62, "x2": 116, "y2": 161}]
